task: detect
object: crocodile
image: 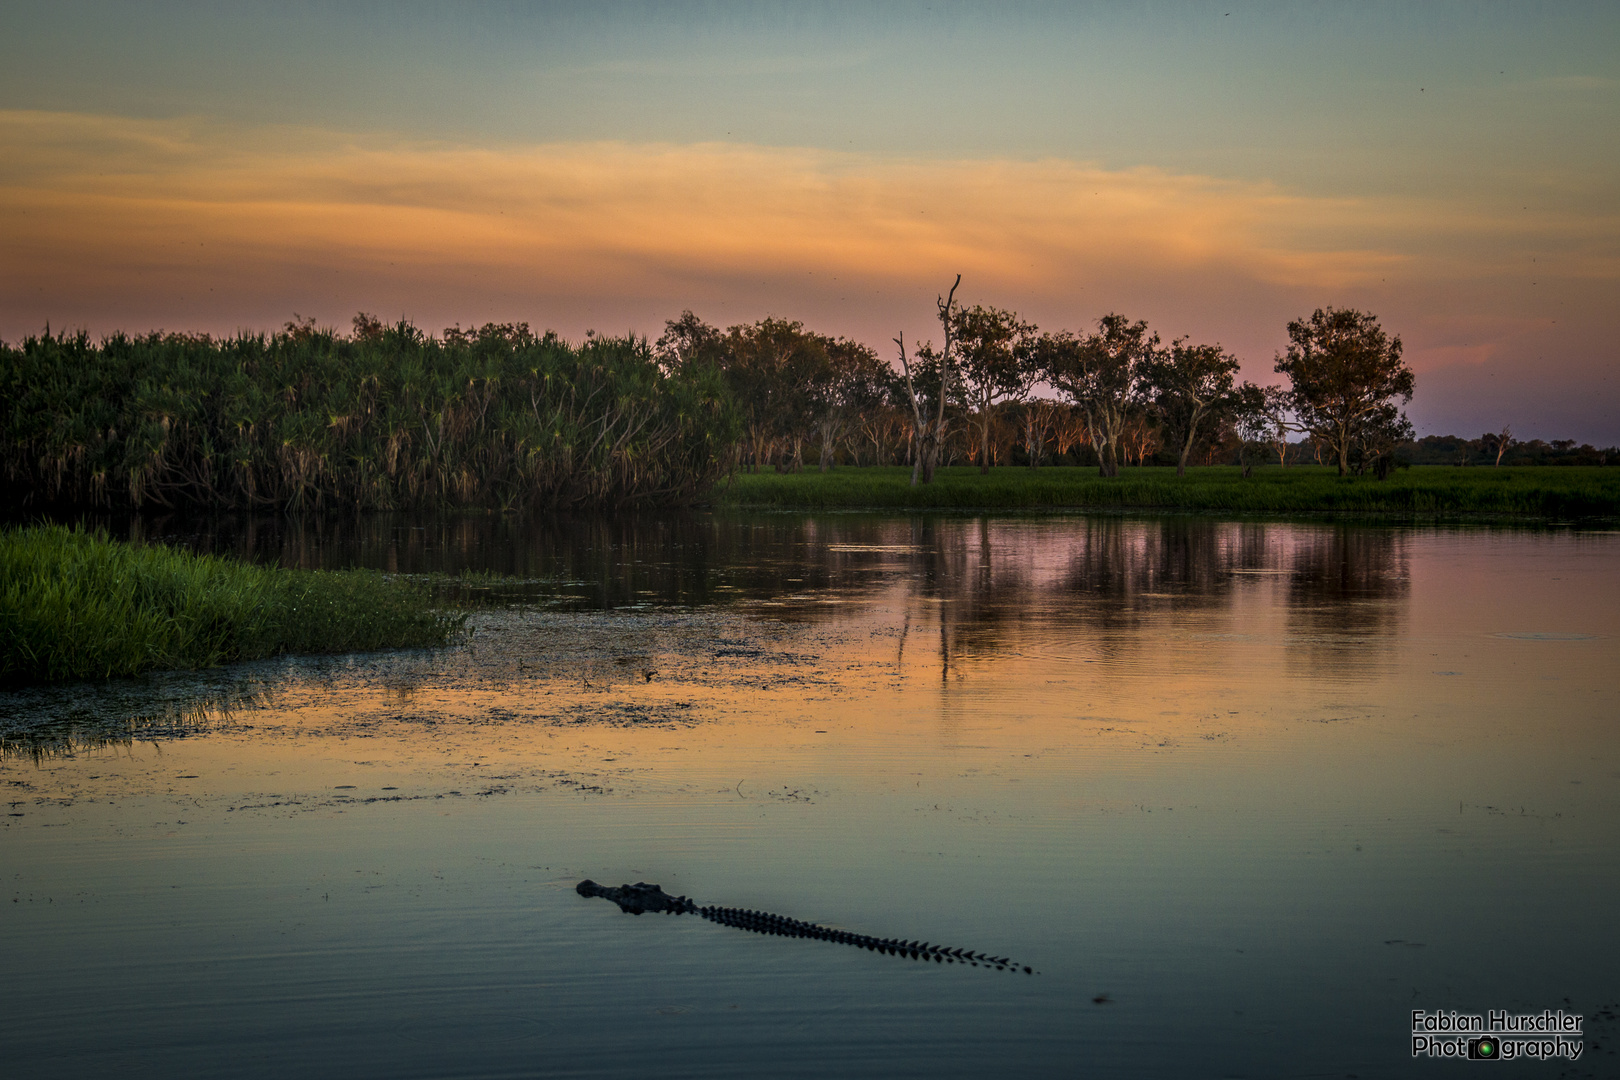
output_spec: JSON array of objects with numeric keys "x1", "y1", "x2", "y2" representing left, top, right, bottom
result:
[{"x1": 576, "y1": 879, "x2": 1032, "y2": 973}]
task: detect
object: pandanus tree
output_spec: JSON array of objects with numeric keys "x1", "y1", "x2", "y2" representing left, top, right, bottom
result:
[{"x1": 0, "y1": 317, "x2": 738, "y2": 513}]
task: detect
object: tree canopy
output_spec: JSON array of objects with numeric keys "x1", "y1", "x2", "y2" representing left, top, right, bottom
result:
[
  {"x1": 951, "y1": 304, "x2": 1037, "y2": 474},
  {"x1": 1145, "y1": 338, "x2": 1244, "y2": 477},
  {"x1": 1041, "y1": 314, "x2": 1159, "y2": 478},
  {"x1": 1274, "y1": 307, "x2": 1414, "y2": 476}
]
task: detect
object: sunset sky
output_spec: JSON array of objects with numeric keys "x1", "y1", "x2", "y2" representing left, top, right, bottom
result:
[{"x1": 2, "y1": 2, "x2": 1616, "y2": 441}]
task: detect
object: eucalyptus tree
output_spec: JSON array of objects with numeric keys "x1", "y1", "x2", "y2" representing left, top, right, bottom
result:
[
  {"x1": 848, "y1": 360, "x2": 908, "y2": 465},
  {"x1": 1018, "y1": 397, "x2": 1063, "y2": 469},
  {"x1": 950, "y1": 304, "x2": 1037, "y2": 475},
  {"x1": 1274, "y1": 307, "x2": 1414, "y2": 476},
  {"x1": 1039, "y1": 314, "x2": 1159, "y2": 478},
  {"x1": 812, "y1": 337, "x2": 888, "y2": 470},
  {"x1": 895, "y1": 337, "x2": 951, "y2": 482},
  {"x1": 1144, "y1": 338, "x2": 1242, "y2": 477},
  {"x1": 1258, "y1": 385, "x2": 1300, "y2": 466},
  {"x1": 1050, "y1": 404, "x2": 1092, "y2": 462},
  {"x1": 654, "y1": 310, "x2": 726, "y2": 374},
  {"x1": 1484, "y1": 425, "x2": 1513, "y2": 467},
  {"x1": 712, "y1": 317, "x2": 832, "y2": 472},
  {"x1": 1229, "y1": 381, "x2": 1272, "y2": 478}
]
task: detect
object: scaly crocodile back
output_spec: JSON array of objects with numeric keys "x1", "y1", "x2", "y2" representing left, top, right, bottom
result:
[{"x1": 576, "y1": 879, "x2": 1031, "y2": 973}]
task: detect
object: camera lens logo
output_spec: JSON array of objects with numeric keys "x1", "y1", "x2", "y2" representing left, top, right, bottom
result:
[{"x1": 1468, "y1": 1036, "x2": 1501, "y2": 1060}]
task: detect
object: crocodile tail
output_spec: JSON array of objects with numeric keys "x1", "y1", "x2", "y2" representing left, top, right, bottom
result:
[{"x1": 691, "y1": 906, "x2": 1026, "y2": 971}]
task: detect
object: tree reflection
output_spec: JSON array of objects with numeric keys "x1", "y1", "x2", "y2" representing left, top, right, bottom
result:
[
  {"x1": 36, "y1": 509, "x2": 1411, "y2": 686},
  {"x1": 1282, "y1": 526, "x2": 1410, "y2": 678}
]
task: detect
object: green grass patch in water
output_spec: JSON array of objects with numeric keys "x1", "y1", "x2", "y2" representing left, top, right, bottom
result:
[
  {"x1": 713, "y1": 465, "x2": 1620, "y2": 518},
  {"x1": 1, "y1": 525, "x2": 466, "y2": 686}
]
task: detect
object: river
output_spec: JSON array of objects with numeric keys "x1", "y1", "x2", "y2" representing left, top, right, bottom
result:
[{"x1": 3, "y1": 512, "x2": 1616, "y2": 1077}]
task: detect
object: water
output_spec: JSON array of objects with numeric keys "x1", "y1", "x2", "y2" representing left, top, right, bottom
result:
[{"x1": 3, "y1": 513, "x2": 1617, "y2": 1077}]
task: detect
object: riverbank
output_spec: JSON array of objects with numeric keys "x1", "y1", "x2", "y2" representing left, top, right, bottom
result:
[
  {"x1": 1, "y1": 525, "x2": 465, "y2": 686},
  {"x1": 711, "y1": 465, "x2": 1620, "y2": 518}
]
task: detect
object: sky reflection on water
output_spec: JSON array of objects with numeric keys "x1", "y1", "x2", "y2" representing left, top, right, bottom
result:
[{"x1": 3, "y1": 514, "x2": 1617, "y2": 1078}]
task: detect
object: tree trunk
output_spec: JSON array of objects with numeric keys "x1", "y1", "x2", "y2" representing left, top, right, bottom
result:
[
  {"x1": 900, "y1": 275, "x2": 960, "y2": 488},
  {"x1": 1098, "y1": 408, "x2": 1123, "y2": 478},
  {"x1": 914, "y1": 429, "x2": 939, "y2": 485},
  {"x1": 1177, "y1": 424, "x2": 1197, "y2": 478}
]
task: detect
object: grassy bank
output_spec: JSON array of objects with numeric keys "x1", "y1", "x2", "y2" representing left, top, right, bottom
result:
[
  {"x1": 713, "y1": 465, "x2": 1620, "y2": 518},
  {"x1": 1, "y1": 525, "x2": 466, "y2": 686}
]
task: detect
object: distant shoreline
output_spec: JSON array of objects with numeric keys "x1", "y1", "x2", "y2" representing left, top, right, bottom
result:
[{"x1": 709, "y1": 465, "x2": 1620, "y2": 520}]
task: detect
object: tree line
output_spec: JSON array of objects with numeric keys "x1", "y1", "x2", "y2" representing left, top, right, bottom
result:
[
  {"x1": 6, "y1": 284, "x2": 1603, "y2": 514},
  {"x1": 1402, "y1": 432, "x2": 1615, "y2": 468},
  {"x1": 658, "y1": 279, "x2": 1419, "y2": 483},
  {"x1": 0, "y1": 317, "x2": 738, "y2": 512}
]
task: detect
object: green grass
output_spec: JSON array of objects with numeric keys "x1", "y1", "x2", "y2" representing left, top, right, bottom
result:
[
  {"x1": 712, "y1": 465, "x2": 1620, "y2": 518},
  {"x1": 1, "y1": 525, "x2": 466, "y2": 686}
]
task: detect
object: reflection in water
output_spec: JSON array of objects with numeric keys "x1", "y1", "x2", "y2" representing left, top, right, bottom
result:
[
  {"x1": 77, "y1": 509, "x2": 1414, "y2": 663},
  {"x1": 4, "y1": 513, "x2": 1419, "y2": 744},
  {"x1": 1284, "y1": 527, "x2": 1410, "y2": 678},
  {"x1": 3, "y1": 513, "x2": 1417, "y2": 747},
  {"x1": 0, "y1": 671, "x2": 269, "y2": 763}
]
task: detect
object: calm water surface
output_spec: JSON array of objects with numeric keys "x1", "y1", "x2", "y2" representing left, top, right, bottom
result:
[{"x1": 3, "y1": 513, "x2": 1617, "y2": 1078}]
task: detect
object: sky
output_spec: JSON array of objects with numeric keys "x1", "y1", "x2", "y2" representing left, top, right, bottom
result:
[{"x1": 2, "y1": 1, "x2": 1617, "y2": 441}]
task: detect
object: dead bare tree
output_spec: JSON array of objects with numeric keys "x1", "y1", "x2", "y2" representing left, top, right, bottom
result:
[{"x1": 896, "y1": 275, "x2": 961, "y2": 486}]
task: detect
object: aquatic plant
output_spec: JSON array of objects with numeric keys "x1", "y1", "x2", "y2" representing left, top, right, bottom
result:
[{"x1": 0, "y1": 525, "x2": 465, "y2": 686}]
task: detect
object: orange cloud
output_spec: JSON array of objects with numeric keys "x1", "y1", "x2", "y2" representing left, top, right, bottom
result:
[
  {"x1": 4, "y1": 107, "x2": 1616, "y2": 437},
  {"x1": 2, "y1": 108, "x2": 1484, "y2": 304}
]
